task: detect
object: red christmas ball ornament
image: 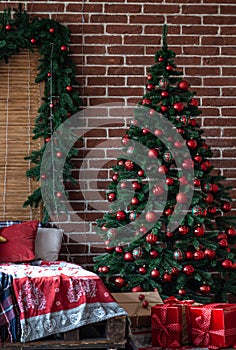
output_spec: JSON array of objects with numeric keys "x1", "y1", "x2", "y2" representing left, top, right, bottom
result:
[
  {"x1": 139, "y1": 225, "x2": 148, "y2": 235},
  {"x1": 49, "y1": 27, "x2": 55, "y2": 33},
  {"x1": 41, "y1": 174, "x2": 47, "y2": 180},
  {"x1": 164, "y1": 207, "x2": 173, "y2": 216},
  {"x1": 148, "y1": 148, "x2": 159, "y2": 158},
  {"x1": 178, "y1": 289, "x2": 186, "y2": 295},
  {"x1": 182, "y1": 159, "x2": 194, "y2": 169},
  {"x1": 139, "y1": 293, "x2": 145, "y2": 301},
  {"x1": 217, "y1": 232, "x2": 227, "y2": 240},
  {"x1": 49, "y1": 102, "x2": 54, "y2": 108},
  {"x1": 147, "y1": 74, "x2": 153, "y2": 80},
  {"x1": 142, "y1": 127, "x2": 150, "y2": 135},
  {"x1": 60, "y1": 45, "x2": 67, "y2": 51},
  {"x1": 151, "y1": 269, "x2": 160, "y2": 278},
  {"x1": 150, "y1": 250, "x2": 158, "y2": 258},
  {"x1": 138, "y1": 266, "x2": 147, "y2": 275},
  {"x1": 30, "y1": 38, "x2": 36, "y2": 44},
  {"x1": 171, "y1": 267, "x2": 179, "y2": 275},
  {"x1": 174, "y1": 140, "x2": 183, "y2": 148},
  {"x1": 112, "y1": 173, "x2": 119, "y2": 181},
  {"x1": 161, "y1": 91, "x2": 169, "y2": 98},
  {"x1": 117, "y1": 160, "x2": 124, "y2": 166},
  {"x1": 163, "y1": 272, "x2": 172, "y2": 282},
  {"x1": 101, "y1": 266, "x2": 110, "y2": 274},
  {"x1": 178, "y1": 225, "x2": 189, "y2": 235},
  {"x1": 194, "y1": 155, "x2": 203, "y2": 163},
  {"x1": 187, "y1": 139, "x2": 198, "y2": 150},
  {"x1": 204, "y1": 249, "x2": 216, "y2": 259},
  {"x1": 158, "y1": 165, "x2": 168, "y2": 174},
  {"x1": 185, "y1": 251, "x2": 194, "y2": 260},
  {"x1": 147, "y1": 83, "x2": 154, "y2": 91},
  {"x1": 166, "y1": 177, "x2": 174, "y2": 186},
  {"x1": 183, "y1": 265, "x2": 194, "y2": 275},
  {"x1": 218, "y1": 239, "x2": 228, "y2": 247},
  {"x1": 138, "y1": 169, "x2": 145, "y2": 177},
  {"x1": 108, "y1": 192, "x2": 116, "y2": 202},
  {"x1": 121, "y1": 135, "x2": 130, "y2": 145},
  {"x1": 158, "y1": 56, "x2": 164, "y2": 62},
  {"x1": 45, "y1": 137, "x2": 50, "y2": 143},
  {"x1": 194, "y1": 225, "x2": 205, "y2": 237},
  {"x1": 201, "y1": 163, "x2": 208, "y2": 172},
  {"x1": 222, "y1": 259, "x2": 233, "y2": 269},
  {"x1": 221, "y1": 202, "x2": 232, "y2": 213},
  {"x1": 124, "y1": 160, "x2": 134, "y2": 171},
  {"x1": 179, "y1": 176, "x2": 188, "y2": 185},
  {"x1": 154, "y1": 128, "x2": 163, "y2": 137},
  {"x1": 114, "y1": 277, "x2": 125, "y2": 287},
  {"x1": 166, "y1": 231, "x2": 173, "y2": 238},
  {"x1": 178, "y1": 80, "x2": 189, "y2": 91},
  {"x1": 129, "y1": 211, "x2": 138, "y2": 221},
  {"x1": 149, "y1": 109, "x2": 156, "y2": 117},
  {"x1": 160, "y1": 105, "x2": 168, "y2": 113},
  {"x1": 166, "y1": 64, "x2": 173, "y2": 71},
  {"x1": 115, "y1": 246, "x2": 123, "y2": 253},
  {"x1": 211, "y1": 184, "x2": 219, "y2": 193},
  {"x1": 189, "y1": 98, "x2": 199, "y2": 107},
  {"x1": 132, "y1": 286, "x2": 143, "y2": 292},
  {"x1": 47, "y1": 72, "x2": 52, "y2": 78},
  {"x1": 5, "y1": 24, "x2": 11, "y2": 31},
  {"x1": 153, "y1": 185, "x2": 164, "y2": 196},
  {"x1": 176, "y1": 127, "x2": 184, "y2": 134},
  {"x1": 208, "y1": 206, "x2": 217, "y2": 215},
  {"x1": 132, "y1": 181, "x2": 141, "y2": 191},
  {"x1": 204, "y1": 193, "x2": 214, "y2": 204},
  {"x1": 105, "y1": 246, "x2": 115, "y2": 253},
  {"x1": 124, "y1": 252, "x2": 134, "y2": 262},
  {"x1": 142, "y1": 300, "x2": 149, "y2": 308},
  {"x1": 116, "y1": 210, "x2": 126, "y2": 221},
  {"x1": 194, "y1": 178, "x2": 201, "y2": 187},
  {"x1": 120, "y1": 182, "x2": 127, "y2": 189},
  {"x1": 66, "y1": 85, "x2": 73, "y2": 92},
  {"x1": 56, "y1": 191, "x2": 63, "y2": 198},
  {"x1": 194, "y1": 250, "x2": 205, "y2": 260},
  {"x1": 199, "y1": 284, "x2": 211, "y2": 295},
  {"x1": 173, "y1": 102, "x2": 184, "y2": 112},
  {"x1": 227, "y1": 227, "x2": 236, "y2": 237},
  {"x1": 189, "y1": 118, "x2": 197, "y2": 127},
  {"x1": 176, "y1": 192, "x2": 188, "y2": 204},
  {"x1": 131, "y1": 197, "x2": 139, "y2": 205},
  {"x1": 146, "y1": 233, "x2": 158, "y2": 245},
  {"x1": 145, "y1": 211, "x2": 158, "y2": 223},
  {"x1": 142, "y1": 98, "x2": 152, "y2": 105}
]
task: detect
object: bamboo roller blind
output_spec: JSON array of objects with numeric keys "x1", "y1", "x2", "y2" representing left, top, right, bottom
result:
[{"x1": 0, "y1": 50, "x2": 42, "y2": 221}]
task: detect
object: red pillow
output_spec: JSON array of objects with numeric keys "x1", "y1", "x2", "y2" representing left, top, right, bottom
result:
[{"x1": 0, "y1": 221, "x2": 39, "y2": 263}]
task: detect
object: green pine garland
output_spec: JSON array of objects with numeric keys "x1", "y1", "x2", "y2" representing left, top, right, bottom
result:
[{"x1": 0, "y1": 6, "x2": 82, "y2": 222}]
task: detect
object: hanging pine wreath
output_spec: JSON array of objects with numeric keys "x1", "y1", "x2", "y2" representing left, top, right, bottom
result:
[{"x1": 0, "y1": 6, "x2": 82, "y2": 222}]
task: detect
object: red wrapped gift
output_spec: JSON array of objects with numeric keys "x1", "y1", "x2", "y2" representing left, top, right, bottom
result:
[
  {"x1": 151, "y1": 296, "x2": 193, "y2": 347},
  {"x1": 189, "y1": 303, "x2": 236, "y2": 349}
]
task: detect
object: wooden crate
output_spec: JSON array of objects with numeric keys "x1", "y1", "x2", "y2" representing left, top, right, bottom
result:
[{"x1": 2, "y1": 316, "x2": 128, "y2": 350}]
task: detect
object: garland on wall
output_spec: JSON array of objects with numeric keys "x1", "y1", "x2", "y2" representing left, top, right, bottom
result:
[{"x1": 0, "y1": 6, "x2": 82, "y2": 222}]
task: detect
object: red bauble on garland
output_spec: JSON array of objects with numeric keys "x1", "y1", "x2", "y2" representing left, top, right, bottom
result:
[
  {"x1": 194, "y1": 250, "x2": 205, "y2": 260},
  {"x1": 178, "y1": 225, "x2": 189, "y2": 235},
  {"x1": 145, "y1": 211, "x2": 158, "y2": 223},
  {"x1": 187, "y1": 139, "x2": 198, "y2": 150},
  {"x1": 138, "y1": 266, "x2": 147, "y2": 275},
  {"x1": 124, "y1": 160, "x2": 134, "y2": 171},
  {"x1": 178, "y1": 80, "x2": 189, "y2": 90},
  {"x1": 194, "y1": 225, "x2": 205, "y2": 236},
  {"x1": 150, "y1": 250, "x2": 158, "y2": 258},
  {"x1": 199, "y1": 284, "x2": 210, "y2": 294},
  {"x1": 108, "y1": 192, "x2": 116, "y2": 202},
  {"x1": 153, "y1": 185, "x2": 165, "y2": 196},
  {"x1": 148, "y1": 148, "x2": 159, "y2": 158},
  {"x1": 176, "y1": 192, "x2": 188, "y2": 204},
  {"x1": 221, "y1": 202, "x2": 232, "y2": 213},
  {"x1": 115, "y1": 246, "x2": 123, "y2": 253},
  {"x1": 151, "y1": 269, "x2": 160, "y2": 278},
  {"x1": 204, "y1": 249, "x2": 216, "y2": 259},
  {"x1": 114, "y1": 277, "x2": 125, "y2": 287},
  {"x1": 163, "y1": 272, "x2": 172, "y2": 282},
  {"x1": 146, "y1": 233, "x2": 157, "y2": 245},
  {"x1": 227, "y1": 227, "x2": 236, "y2": 237},
  {"x1": 183, "y1": 265, "x2": 194, "y2": 275},
  {"x1": 173, "y1": 102, "x2": 184, "y2": 112},
  {"x1": 124, "y1": 252, "x2": 134, "y2": 262},
  {"x1": 116, "y1": 210, "x2": 126, "y2": 221}
]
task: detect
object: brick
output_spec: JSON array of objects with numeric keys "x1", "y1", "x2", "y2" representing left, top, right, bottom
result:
[
  {"x1": 223, "y1": 129, "x2": 236, "y2": 137},
  {"x1": 106, "y1": 25, "x2": 143, "y2": 34},
  {"x1": 88, "y1": 77, "x2": 125, "y2": 86},
  {"x1": 84, "y1": 35, "x2": 122, "y2": 45},
  {"x1": 91, "y1": 14, "x2": 127, "y2": 23},
  {"x1": 108, "y1": 87, "x2": 144, "y2": 96},
  {"x1": 87, "y1": 56, "x2": 124, "y2": 65},
  {"x1": 130, "y1": 15, "x2": 164, "y2": 24},
  {"x1": 108, "y1": 45, "x2": 144, "y2": 55},
  {"x1": 144, "y1": 4, "x2": 180, "y2": 13},
  {"x1": 182, "y1": 5, "x2": 218, "y2": 14},
  {"x1": 203, "y1": 16, "x2": 235, "y2": 25},
  {"x1": 202, "y1": 36, "x2": 236, "y2": 46},
  {"x1": 105, "y1": 4, "x2": 142, "y2": 13},
  {"x1": 166, "y1": 15, "x2": 201, "y2": 24},
  {"x1": 183, "y1": 46, "x2": 220, "y2": 56}
]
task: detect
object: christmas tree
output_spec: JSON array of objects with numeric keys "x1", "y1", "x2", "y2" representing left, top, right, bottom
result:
[{"x1": 93, "y1": 25, "x2": 236, "y2": 303}]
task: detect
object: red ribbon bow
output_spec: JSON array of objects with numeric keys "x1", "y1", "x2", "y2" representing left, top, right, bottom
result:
[
  {"x1": 164, "y1": 296, "x2": 194, "y2": 305},
  {"x1": 152, "y1": 303, "x2": 182, "y2": 347}
]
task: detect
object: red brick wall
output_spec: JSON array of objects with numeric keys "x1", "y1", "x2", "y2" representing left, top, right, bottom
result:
[{"x1": 2, "y1": 1, "x2": 236, "y2": 269}]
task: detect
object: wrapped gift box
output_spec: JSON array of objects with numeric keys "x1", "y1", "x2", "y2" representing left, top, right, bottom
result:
[
  {"x1": 112, "y1": 291, "x2": 162, "y2": 328},
  {"x1": 151, "y1": 297, "x2": 194, "y2": 348},
  {"x1": 189, "y1": 303, "x2": 236, "y2": 348}
]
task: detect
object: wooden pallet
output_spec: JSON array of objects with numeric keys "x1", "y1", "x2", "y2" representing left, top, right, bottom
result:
[{"x1": 1, "y1": 316, "x2": 128, "y2": 350}]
